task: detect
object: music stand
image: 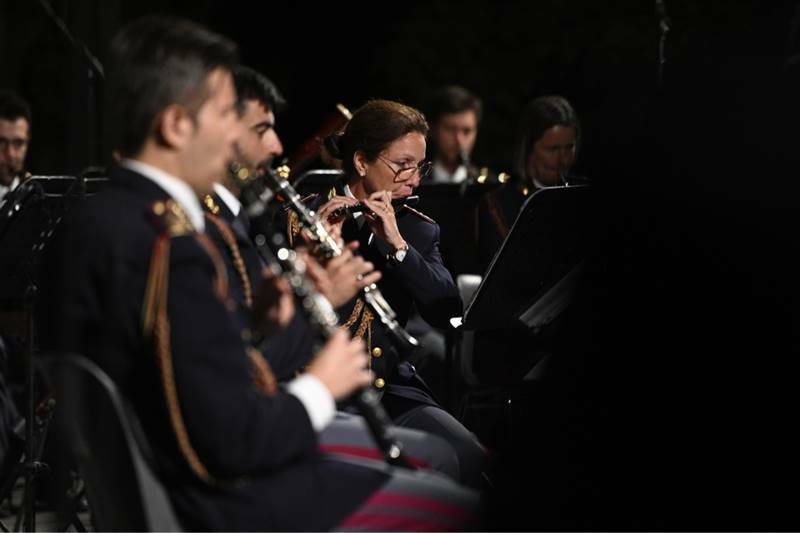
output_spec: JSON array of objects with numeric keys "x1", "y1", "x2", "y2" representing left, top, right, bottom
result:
[
  {"x1": 463, "y1": 185, "x2": 592, "y2": 333},
  {"x1": 0, "y1": 176, "x2": 102, "y2": 532}
]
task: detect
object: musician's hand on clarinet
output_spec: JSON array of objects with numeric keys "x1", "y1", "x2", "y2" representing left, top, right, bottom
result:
[
  {"x1": 304, "y1": 242, "x2": 381, "y2": 308},
  {"x1": 362, "y1": 191, "x2": 405, "y2": 250},
  {"x1": 252, "y1": 269, "x2": 295, "y2": 335},
  {"x1": 316, "y1": 195, "x2": 359, "y2": 227},
  {"x1": 306, "y1": 329, "x2": 372, "y2": 400}
]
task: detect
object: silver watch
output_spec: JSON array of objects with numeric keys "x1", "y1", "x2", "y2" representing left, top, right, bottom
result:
[{"x1": 389, "y1": 243, "x2": 408, "y2": 264}]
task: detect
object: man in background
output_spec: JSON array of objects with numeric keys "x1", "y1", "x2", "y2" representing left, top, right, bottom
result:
[{"x1": 0, "y1": 90, "x2": 32, "y2": 204}]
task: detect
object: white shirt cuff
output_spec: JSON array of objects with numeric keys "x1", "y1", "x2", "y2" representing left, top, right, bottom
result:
[{"x1": 286, "y1": 373, "x2": 336, "y2": 432}]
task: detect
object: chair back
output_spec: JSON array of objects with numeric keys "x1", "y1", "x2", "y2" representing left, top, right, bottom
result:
[{"x1": 41, "y1": 354, "x2": 182, "y2": 532}]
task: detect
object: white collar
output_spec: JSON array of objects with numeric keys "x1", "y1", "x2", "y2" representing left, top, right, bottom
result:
[
  {"x1": 342, "y1": 183, "x2": 372, "y2": 242},
  {"x1": 213, "y1": 182, "x2": 241, "y2": 217},
  {"x1": 432, "y1": 161, "x2": 468, "y2": 184},
  {"x1": 121, "y1": 159, "x2": 205, "y2": 232},
  {"x1": 0, "y1": 175, "x2": 20, "y2": 193},
  {"x1": 342, "y1": 183, "x2": 363, "y2": 220},
  {"x1": 0, "y1": 175, "x2": 21, "y2": 206}
]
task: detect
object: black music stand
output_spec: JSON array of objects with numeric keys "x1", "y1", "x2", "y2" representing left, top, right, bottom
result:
[
  {"x1": 0, "y1": 176, "x2": 102, "y2": 532},
  {"x1": 463, "y1": 185, "x2": 592, "y2": 333}
]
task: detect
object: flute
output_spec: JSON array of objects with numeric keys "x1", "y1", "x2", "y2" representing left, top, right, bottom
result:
[{"x1": 327, "y1": 195, "x2": 419, "y2": 221}]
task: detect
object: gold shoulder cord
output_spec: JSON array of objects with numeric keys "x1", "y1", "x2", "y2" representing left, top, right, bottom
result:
[
  {"x1": 204, "y1": 212, "x2": 253, "y2": 309},
  {"x1": 142, "y1": 199, "x2": 250, "y2": 486},
  {"x1": 202, "y1": 211, "x2": 278, "y2": 397}
]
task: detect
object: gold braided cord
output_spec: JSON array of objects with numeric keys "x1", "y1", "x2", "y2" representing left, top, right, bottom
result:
[
  {"x1": 341, "y1": 298, "x2": 365, "y2": 329},
  {"x1": 140, "y1": 200, "x2": 239, "y2": 486},
  {"x1": 141, "y1": 237, "x2": 169, "y2": 337},
  {"x1": 246, "y1": 347, "x2": 278, "y2": 396},
  {"x1": 194, "y1": 232, "x2": 230, "y2": 302},
  {"x1": 354, "y1": 307, "x2": 373, "y2": 341},
  {"x1": 287, "y1": 211, "x2": 301, "y2": 248},
  {"x1": 143, "y1": 236, "x2": 213, "y2": 483},
  {"x1": 204, "y1": 213, "x2": 253, "y2": 309}
]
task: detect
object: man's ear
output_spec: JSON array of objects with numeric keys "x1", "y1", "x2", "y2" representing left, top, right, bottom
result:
[
  {"x1": 353, "y1": 150, "x2": 368, "y2": 177},
  {"x1": 156, "y1": 104, "x2": 194, "y2": 149}
]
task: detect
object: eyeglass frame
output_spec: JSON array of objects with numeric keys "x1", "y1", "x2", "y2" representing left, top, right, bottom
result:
[{"x1": 375, "y1": 155, "x2": 432, "y2": 182}]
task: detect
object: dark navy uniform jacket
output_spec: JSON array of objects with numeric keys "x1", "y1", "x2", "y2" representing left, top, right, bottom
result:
[
  {"x1": 37, "y1": 166, "x2": 384, "y2": 531},
  {"x1": 306, "y1": 185, "x2": 462, "y2": 408},
  {"x1": 205, "y1": 191, "x2": 317, "y2": 381}
]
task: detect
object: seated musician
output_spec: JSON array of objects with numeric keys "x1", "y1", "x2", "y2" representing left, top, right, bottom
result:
[
  {"x1": 37, "y1": 17, "x2": 480, "y2": 531},
  {"x1": 476, "y1": 95, "x2": 588, "y2": 272},
  {"x1": 302, "y1": 99, "x2": 490, "y2": 489},
  {"x1": 203, "y1": 65, "x2": 462, "y2": 480},
  {"x1": 0, "y1": 90, "x2": 32, "y2": 205},
  {"x1": 425, "y1": 85, "x2": 484, "y2": 184}
]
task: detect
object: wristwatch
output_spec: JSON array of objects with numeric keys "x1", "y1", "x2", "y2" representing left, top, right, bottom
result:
[{"x1": 387, "y1": 242, "x2": 409, "y2": 265}]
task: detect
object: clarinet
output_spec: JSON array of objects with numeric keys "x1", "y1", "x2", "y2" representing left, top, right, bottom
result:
[
  {"x1": 254, "y1": 231, "x2": 411, "y2": 468},
  {"x1": 236, "y1": 170, "x2": 412, "y2": 469},
  {"x1": 261, "y1": 167, "x2": 420, "y2": 356}
]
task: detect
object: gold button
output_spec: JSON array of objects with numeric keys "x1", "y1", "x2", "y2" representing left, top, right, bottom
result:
[
  {"x1": 371, "y1": 347, "x2": 382, "y2": 358},
  {"x1": 374, "y1": 378, "x2": 385, "y2": 389}
]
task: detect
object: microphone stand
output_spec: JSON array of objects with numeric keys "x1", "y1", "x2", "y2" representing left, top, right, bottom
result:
[{"x1": 37, "y1": 0, "x2": 105, "y2": 172}]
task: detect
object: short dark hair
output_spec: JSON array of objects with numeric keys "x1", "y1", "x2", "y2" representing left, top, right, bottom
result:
[
  {"x1": 426, "y1": 85, "x2": 482, "y2": 124},
  {"x1": 106, "y1": 16, "x2": 239, "y2": 157},
  {"x1": 513, "y1": 95, "x2": 580, "y2": 180},
  {"x1": 233, "y1": 65, "x2": 286, "y2": 115},
  {"x1": 324, "y1": 99, "x2": 428, "y2": 178},
  {"x1": 0, "y1": 90, "x2": 32, "y2": 126}
]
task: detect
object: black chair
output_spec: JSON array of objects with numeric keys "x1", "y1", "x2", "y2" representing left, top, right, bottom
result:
[{"x1": 40, "y1": 354, "x2": 182, "y2": 532}]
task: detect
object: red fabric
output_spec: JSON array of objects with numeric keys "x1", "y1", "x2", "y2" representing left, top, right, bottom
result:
[{"x1": 337, "y1": 490, "x2": 477, "y2": 531}]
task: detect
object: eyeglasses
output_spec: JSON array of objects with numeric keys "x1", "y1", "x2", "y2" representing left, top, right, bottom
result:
[{"x1": 376, "y1": 155, "x2": 432, "y2": 182}]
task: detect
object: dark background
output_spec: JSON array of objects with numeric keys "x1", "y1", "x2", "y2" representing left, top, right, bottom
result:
[
  {"x1": 3, "y1": 0, "x2": 796, "y2": 179},
  {"x1": 4, "y1": 0, "x2": 800, "y2": 529}
]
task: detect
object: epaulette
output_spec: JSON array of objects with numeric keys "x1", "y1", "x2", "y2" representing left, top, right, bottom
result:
[
  {"x1": 149, "y1": 199, "x2": 195, "y2": 236},
  {"x1": 203, "y1": 194, "x2": 221, "y2": 215},
  {"x1": 400, "y1": 204, "x2": 436, "y2": 224}
]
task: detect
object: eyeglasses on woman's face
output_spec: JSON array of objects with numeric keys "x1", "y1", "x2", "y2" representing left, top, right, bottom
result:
[{"x1": 376, "y1": 155, "x2": 432, "y2": 182}]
